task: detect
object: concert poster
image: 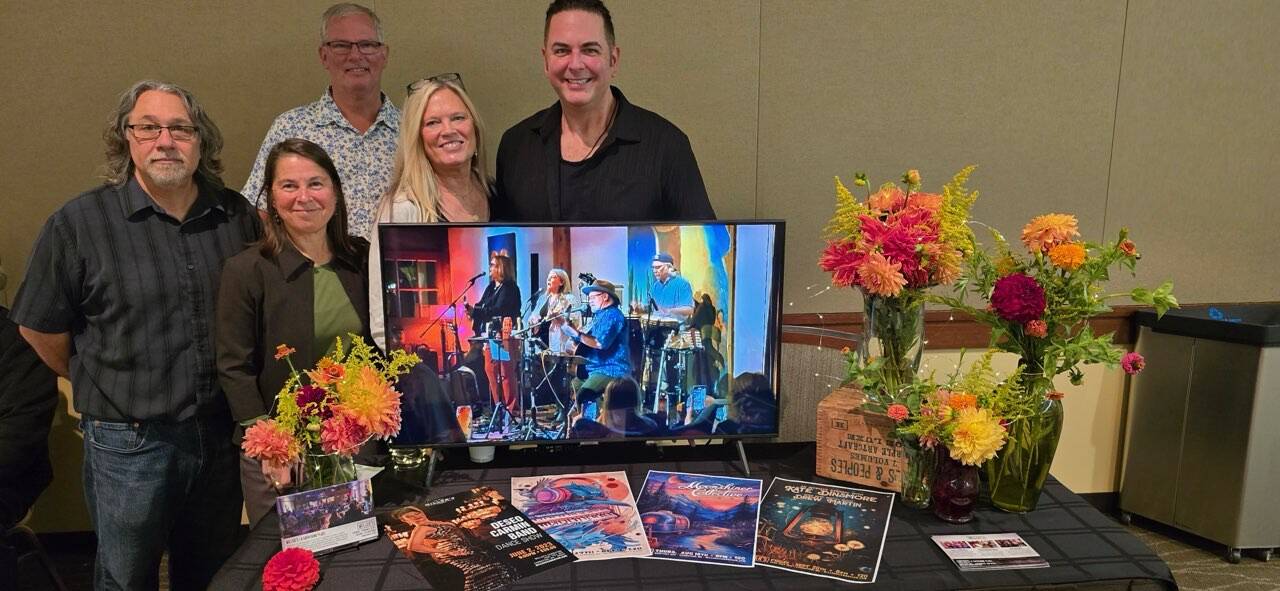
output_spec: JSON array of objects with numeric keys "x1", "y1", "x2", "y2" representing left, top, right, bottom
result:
[
  {"x1": 379, "y1": 486, "x2": 575, "y2": 591},
  {"x1": 754, "y1": 477, "x2": 894, "y2": 584},
  {"x1": 511, "y1": 471, "x2": 651, "y2": 561},
  {"x1": 635, "y1": 471, "x2": 763, "y2": 568}
]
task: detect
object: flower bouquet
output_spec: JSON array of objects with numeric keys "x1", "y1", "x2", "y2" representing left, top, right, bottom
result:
[
  {"x1": 820, "y1": 166, "x2": 979, "y2": 406},
  {"x1": 818, "y1": 166, "x2": 979, "y2": 507},
  {"x1": 932, "y1": 213, "x2": 1177, "y2": 512},
  {"x1": 242, "y1": 335, "x2": 418, "y2": 490},
  {"x1": 888, "y1": 351, "x2": 1013, "y2": 521}
]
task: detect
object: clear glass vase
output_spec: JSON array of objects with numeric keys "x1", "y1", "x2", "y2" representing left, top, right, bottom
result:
[
  {"x1": 931, "y1": 446, "x2": 979, "y2": 524},
  {"x1": 858, "y1": 290, "x2": 925, "y2": 404},
  {"x1": 299, "y1": 450, "x2": 358, "y2": 491},
  {"x1": 899, "y1": 438, "x2": 936, "y2": 509},
  {"x1": 986, "y1": 392, "x2": 1064, "y2": 513}
]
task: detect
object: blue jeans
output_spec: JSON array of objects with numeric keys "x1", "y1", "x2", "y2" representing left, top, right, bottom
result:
[{"x1": 82, "y1": 415, "x2": 242, "y2": 590}]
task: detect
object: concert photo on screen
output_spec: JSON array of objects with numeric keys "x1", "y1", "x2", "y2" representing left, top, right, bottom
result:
[{"x1": 378, "y1": 221, "x2": 783, "y2": 446}]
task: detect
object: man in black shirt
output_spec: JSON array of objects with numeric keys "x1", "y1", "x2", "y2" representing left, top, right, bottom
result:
[
  {"x1": 492, "y1": 0, "x2": 716, "y2": 222},
  {"x1": 12, "y1": 80, "x2": 259, "y2": 590}
]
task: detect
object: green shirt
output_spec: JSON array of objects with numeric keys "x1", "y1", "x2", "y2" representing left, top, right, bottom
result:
[{"x1": 313, "y1": 264, "x2": 362, "y2": 359}]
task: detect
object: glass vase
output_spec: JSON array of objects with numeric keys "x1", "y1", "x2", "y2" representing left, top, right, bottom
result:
[
  {"x1": 986, "y1": 393, "x2": 1064, "y2": 513},
  {"x1": 858, "y1": 290, "x2": 925, "y2": 404},
  {"x1": 299, "y1": 450, "x2": 358, "y2": 491},
  {"x1": 931, "y1": 446, "x2": 979, "y2": 524},
  {"x1": 898, "y1": 438, "x2": 936, "y2": 509}
]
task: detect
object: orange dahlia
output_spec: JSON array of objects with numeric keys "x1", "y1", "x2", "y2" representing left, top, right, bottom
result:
[
  {"x1": 1021, "y1": 213, "x2": 1079, "y2": 253},
  {"x1": 857, "y1": 252, "x2": 907, "y2": 297},
  {"x1": 332, "y1": 366, "x2": 402, "y2": 438},
  {"x1": 1047, "y1": 242, "x2": 1086, "y2": 270}
]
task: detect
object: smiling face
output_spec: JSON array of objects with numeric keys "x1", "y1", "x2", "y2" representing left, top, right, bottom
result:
[
  {"x1": 419, "y1": 88, "x2": 475, "y2": 173},
  {"x1": 320, "y1": 13, "x2": 387, "y2": 95},
  {"x1": 542, "y1": 9, "x2": 619, "y2": 110},
  {"x1": 127, "y1": 90, "x2": 200, "y2": 189},
  {"x1": 270, "y1": 154, "x2": 337, "y2": 239}
]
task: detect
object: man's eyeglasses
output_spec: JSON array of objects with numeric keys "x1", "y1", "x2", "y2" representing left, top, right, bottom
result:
[
  {"x1": 407, "y1": 72, "x2": 464, "y2": 95},
  {"x1": 323, "y1": 40, "x2": 385, "y2": 55},
  {"x1": 126, "y1": 124, "x2": 198, "y2": 142}
]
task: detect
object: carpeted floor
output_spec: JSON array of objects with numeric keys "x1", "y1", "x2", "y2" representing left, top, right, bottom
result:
[{"x1": 1124, "y1": 516, "x2": 1280, "y2": 591}]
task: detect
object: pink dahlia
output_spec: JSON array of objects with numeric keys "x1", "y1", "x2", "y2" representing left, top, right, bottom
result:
[
  {"x1": 320, "y1": 411, "x2": 369, "y2": 455},
  {"x1": 819, "y1": 239, "x2": 865, "y2": 287},
  {"x1": 990, "y1": 273, "x2": 1046, "y2": 323},
  {"x1": 242, "y1": 419, "x2": 300, "y2": 464},
  {"x1": 1121, "y1": 352, "x2": 1146, "y2": 375}
]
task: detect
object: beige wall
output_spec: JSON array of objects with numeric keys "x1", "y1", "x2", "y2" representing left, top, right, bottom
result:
[{"x1": 3, "y1": 1, "x2": 1276, "y2": 531}]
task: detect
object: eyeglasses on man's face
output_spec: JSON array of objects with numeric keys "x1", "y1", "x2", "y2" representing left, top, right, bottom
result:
[
  {"x1": 126, "y1": 124, "x2": 198, "y2": 142},
  {"x1": 323, "y1": 40, "x2": 385, "y2": 55},
  {"x1": 407, "y1": 72, "x2": 464, "y2": 94}
]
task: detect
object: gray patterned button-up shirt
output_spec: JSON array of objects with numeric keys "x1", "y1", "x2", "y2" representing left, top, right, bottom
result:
[{"x1": 241, "y1": 90, "x2": 400, "y2": 238}]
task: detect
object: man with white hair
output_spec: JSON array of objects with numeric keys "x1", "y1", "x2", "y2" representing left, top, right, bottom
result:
[{"x1": 241, "y1": 2, "x2": 399, "y2": 238}]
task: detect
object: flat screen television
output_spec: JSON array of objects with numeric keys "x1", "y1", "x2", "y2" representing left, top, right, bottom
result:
[{"x1": 378, "y1": 220, "x2": 784, "y2": 447}]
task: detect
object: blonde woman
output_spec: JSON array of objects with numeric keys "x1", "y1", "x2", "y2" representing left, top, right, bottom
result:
[{"x1": 368, "y1": 74, "x2": 491, "y2": 349}]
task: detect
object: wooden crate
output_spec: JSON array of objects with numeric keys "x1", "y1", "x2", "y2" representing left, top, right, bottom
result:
[{"x1": 815, "y1": 386, "x2": 907, "y2": 491}]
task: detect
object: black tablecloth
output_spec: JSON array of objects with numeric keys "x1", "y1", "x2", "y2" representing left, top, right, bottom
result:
[{"x1": 211, "y1": 443, "x2": 1176, "y2": 590}]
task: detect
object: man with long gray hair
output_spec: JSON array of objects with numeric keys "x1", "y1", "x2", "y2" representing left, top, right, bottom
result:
[
  {"x1": 11, "y1": 80, "x2": 259, "y2": 589},
  {"x1": 241, "y1": 2, "x2": 399, "y2": 239}
]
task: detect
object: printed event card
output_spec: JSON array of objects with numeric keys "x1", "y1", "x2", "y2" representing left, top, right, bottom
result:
[
  {"x1": 511, "y1": 471, "x2": 652, "y2": 561},
  {"x1": 276, "y1": 479, "x2": 378, "y2": 555},
  {"x1": 932, "y1": 533, "x2": 1050, "y2": 571},
  {"x1": 635, "y1": 471, "x2": 763, "y2": 568},
  {"x1": 754, "y1": 477, "x2": 894, "y2": 584},
  {"x1": 379, "y1": 486, "x2": 575, "y2": 591}
]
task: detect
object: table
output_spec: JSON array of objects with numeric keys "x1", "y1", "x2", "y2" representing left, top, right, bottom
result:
[{"x1": 211, "y1": 443, "x2": 1176, "y2": 590}]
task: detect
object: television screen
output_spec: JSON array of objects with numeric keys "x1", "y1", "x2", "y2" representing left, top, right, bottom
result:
[{"x1": 378, "y1": 221, "x2": 783, "y2": 447}]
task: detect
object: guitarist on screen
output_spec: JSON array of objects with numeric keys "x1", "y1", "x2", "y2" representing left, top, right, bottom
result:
[{"x1": 555, "y1": 279, "x2": 632, "y2": 423}]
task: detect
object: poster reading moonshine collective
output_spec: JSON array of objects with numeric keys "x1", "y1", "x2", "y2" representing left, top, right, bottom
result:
[
  {"x1": 635, "y1": 471, "x2": 763, "y2": 568},
  {"x1": 754, "y1": 478, "x2": 894, "y2": 584},
  {"x1": 511, "y1": 471, "x2": 652, "y2": 561},
  {"x1": 379, "y1": 486, "x2": 575, "y2": 591}
]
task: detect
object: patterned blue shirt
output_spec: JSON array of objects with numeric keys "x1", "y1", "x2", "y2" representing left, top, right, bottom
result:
[
  {"x1": 581, "y1": 304, "x2": 631, "y2": 378},
  {"x1": 241, "y1": 90, "x2": 400, "y2": 239},
  {"x1": 651, "y1": 274, "x2": 694, "y2": 311}
]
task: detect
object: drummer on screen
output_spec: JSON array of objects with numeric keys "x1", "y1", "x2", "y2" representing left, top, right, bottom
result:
[
  {"x1": 635, "y1": 253, "x2": 694, "y2": 322},
  {"x1": 556, "y1": 279, "x2": 631, "y2": 415}
]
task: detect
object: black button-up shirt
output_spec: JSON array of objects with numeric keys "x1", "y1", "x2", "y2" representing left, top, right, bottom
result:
[
  {"x1": 493, "y1": 86, "x2": 716, "y2": 222},
  {"x1": 12, "y1": 177, "x2": 261, "y2": 422}
]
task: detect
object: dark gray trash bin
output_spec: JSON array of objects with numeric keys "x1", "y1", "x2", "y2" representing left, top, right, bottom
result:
[{"x1": 1121, "y1": 304, "x2": 1280, "y2": 563}]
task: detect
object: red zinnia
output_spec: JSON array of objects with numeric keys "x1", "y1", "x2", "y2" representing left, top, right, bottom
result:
[
  {"x1": 990, "y1": 273, "x2": 1046, "y2": 323},
  {"x1": 263, "y1": 547, "x2": 320, "y2": 591},
  {"x1": 886, "y1": 404, "x2": 910, "y2": 422}
]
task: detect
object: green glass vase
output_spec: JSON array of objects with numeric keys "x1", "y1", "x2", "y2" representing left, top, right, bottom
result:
[{"x1": 986, "y1": 395, "x2": 1064, "y2": 513}]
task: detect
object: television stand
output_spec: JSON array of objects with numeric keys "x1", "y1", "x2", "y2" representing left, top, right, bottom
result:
[
  {"x1": 425, "y1": 449, "x2": 440, "y2": 489},
  {"x1": 735, "y1": 439, "x2": 751, "y2": 476}
]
